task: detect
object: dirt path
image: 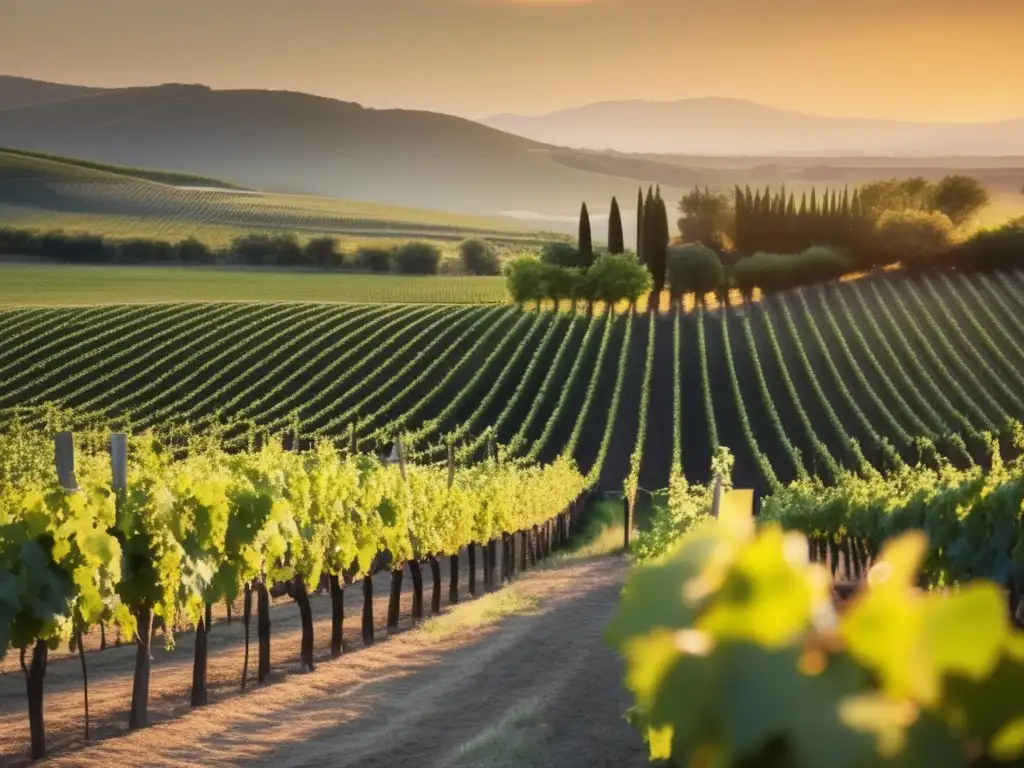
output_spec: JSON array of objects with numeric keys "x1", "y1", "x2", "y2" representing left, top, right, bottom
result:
[{"x1": 0, "y1": 549, "x2": 649, "y2": 768}]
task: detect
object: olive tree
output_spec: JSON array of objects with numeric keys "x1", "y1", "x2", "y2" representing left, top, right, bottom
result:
[
  {"x1": 666, "y1": 243, "x2": 724, "y2": 307},
  {"x1": 583, "y1": 254, "x2": 652, "y2": 308},
  {"x1": 504, "y1": 256, "x2": 546, "y2": 309}
]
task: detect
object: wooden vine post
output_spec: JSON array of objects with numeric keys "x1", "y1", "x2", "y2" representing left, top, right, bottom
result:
[
  {"x1": 709, "y1": 475, "x2": 723, "y2": 519},
  {"x1": 362, "y1": 566, "x2": 375, "y2": 647},
  {"x1": 428, "y1": 555, "x2": 442, "y2": 614},
  {"x1": 241, "y1": 582, "x2": 253, "y2": 689},
  {"x1": 623, "y1": 495, "x2": 632, "y2": 549},
  {"x1": 190, "y1": 603, "x2": 212, "y2": 706},
  {"x1": 328, "y1": 572, "x2": 347, "y2": 658},
  {"x1": 255, "y1": 580, "x2": 272, "y2": 683}
]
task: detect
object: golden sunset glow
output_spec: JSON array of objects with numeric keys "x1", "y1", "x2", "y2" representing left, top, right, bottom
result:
[{"x1": 0, "y1": 0, "x2": 1020, "y2": 121}]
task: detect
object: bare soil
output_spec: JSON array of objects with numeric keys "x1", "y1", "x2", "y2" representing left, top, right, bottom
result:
[{"x1": 0, "y1": 547, "x2": 648, "y2": 768}]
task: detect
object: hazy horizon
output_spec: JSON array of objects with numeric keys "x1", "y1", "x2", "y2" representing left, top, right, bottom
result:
[{"x1": 2, "y1": 0, "x2": 1021, "y2": 122}]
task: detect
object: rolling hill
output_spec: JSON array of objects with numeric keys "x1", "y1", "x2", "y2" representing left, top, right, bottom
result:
[
  {"x1": 0, "y1": 75, "x2": 104, "y2": 110},
  {"x1": 0, "y1": 147, "x2": 552, "y2": 247},
  {"x1": 0, "y1": 78, "x2": 677, "y2": 222},
  {"x1": 481, "y1": 98, "x2": 1024, "y2": 157}
]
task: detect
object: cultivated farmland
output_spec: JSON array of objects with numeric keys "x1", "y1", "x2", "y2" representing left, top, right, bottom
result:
[
  {"x1": 0, "y1": 264, "x2": 510, "y2": 306},
  {"x1": 2, "y1": 269, "x2": 1022, "y2": 494},
  {"x1": 0, "y1": 147, "x2": 546, "y2": 248}
]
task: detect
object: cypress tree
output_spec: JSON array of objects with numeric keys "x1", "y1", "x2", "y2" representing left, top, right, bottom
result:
[
  {"x1": 643, "y1": 187, "x2": 656, "y2": 270},
  {"x1": 578, "y1": 201, "x2": 593, "y2": 267},
  {"x1": 820, "y1": 188, "x2": 832, "y2": 245},
  {"x1": 648, "y1": 195, "x2": 669, "y2": 299},
  {"x1": 636, "y1": 187, "x2": 644, "y2": 259},
  {"x1": 809, "y1": 188, "x2": 818, "y2": 216},
  {"x1": 751, "y1": 189, "x2": 763, "y2": 251},
  {"x1": 786, "y1": 193, "x2": 797, "y2": 252},
  {"x1": 850, "y1": 188, "x2": 866, "y2": 263},
  {"x1": 839, "y1": 187, "x2": 851, "y2": 248},
  {"x1": 734, "y1": 186, "x2": 746, "y2": 252},
  {"x1": 662, "y1": 189, "x2": 672, "y2": 252},
  {"x1": 608, "y1": 196, "x2": 624, "y2": 254},
  {"x1": 799, "y1": 192, "x2": 808, "y2": 217}
]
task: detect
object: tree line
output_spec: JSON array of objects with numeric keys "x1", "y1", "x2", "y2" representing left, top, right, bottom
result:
[
  {"x1": 507, "y1": 172, "x2": 1024, "y2": 310},
  {"x1": 683, "y1": 175, "x2": 1023, "y2": 275},
  {"x1": 0, "y1": 227, "x2": 514, "y2": 276}
]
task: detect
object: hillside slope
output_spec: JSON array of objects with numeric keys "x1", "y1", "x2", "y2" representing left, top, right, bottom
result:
[
  {"x1": 0, "y1": 147, "x2": 543, "y2": 246},
  {"x1": 0, "y1": 75, "x2": 105, "y2": 110},
  {"x1": 0, "y1": 80, "x2": 672, "y2": 218}
]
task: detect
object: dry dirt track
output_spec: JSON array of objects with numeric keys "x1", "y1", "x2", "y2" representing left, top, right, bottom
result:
[{"x1": 0, "y1": 550, "x2": 650, "y2": 768}]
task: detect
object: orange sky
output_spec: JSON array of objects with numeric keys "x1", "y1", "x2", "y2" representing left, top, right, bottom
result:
[{"x1": 2, "y1": 0, "x2": 1022, "y2": 121}]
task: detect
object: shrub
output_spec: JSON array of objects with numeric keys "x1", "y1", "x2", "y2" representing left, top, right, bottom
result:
[
  {"x1": 116, "y1": 238, "x2": 177, "y2": 264},
  {"x1": 304, "y1": 237, "x2": 337, "y2": 268},
  {"x1": 794, "y1": 245, "x2": 851, "y2": 283},
  {"x1": 954, "y1": 219, "x2": 1024, "y2": 272},
  {"x1": 354, "y1": 246, "x2": 394, "y2": 272},
  {"x1": 876, "y1": 209, "x2": 956, "y2": 270},
  {"x1": 732, "y1": 247, "x2": 851, "y2": 296},
  {"x1": 676, "y1": 186, "x2": 735, "y2": 251},
  {"x1": 37, "y1": 232, "x2": 110, "y2": 263},
  {"x1": 858, "y1": 177, "x2": 933, "y2": 217},
  {"x1": 540, "y1": 241, "x2": 585, "y2": 268},
  {"x1": 733, "y1": 252, "x2": 783, "y2": 296},
  {"x1": 438, "y1": 256, "x2": 465, "y2": 275},
  {"x1": 931, "y1": 174, "x2": 991, "y2": 227},
  {"x1": 583, "y1": 254, "x2": 652, "y2": 305},
  {"x1": 0, "y1": 227, "x2": 41, "y2": 256},
  {"x1": 504, "y1": 256, "x2": 546, "y2": 307},
  {"x1": 176, "y1": 237, "x2": 214, "y2": 264},
  {"x1": 539, "y1": 263, "x2": 583, "y2": 309},
  {"x1": 459, "y1": 238, "x2": 500, "y2": 275},
  {"x1": 666, "y1": 243, "x2": 724, "y2": 304},
  {"x1": 393, "y1": 241, "x2": 442, "y2": 275},
  {"x1": 231, "y1": 233, "x2": 305, "y2": 266}
]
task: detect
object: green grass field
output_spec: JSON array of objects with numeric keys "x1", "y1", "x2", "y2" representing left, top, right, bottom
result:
[
  {"x1": 0, "y1": 147, "x2": 552, "y2": 249},
  {"x1": 0, "y1": 263, "x2": 510, "y2": 306}
]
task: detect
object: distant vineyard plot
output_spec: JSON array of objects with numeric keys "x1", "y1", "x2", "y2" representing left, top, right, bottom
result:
[
  {"x1": 2, "y1": 269, "x2": 1022, "y2": 491},
  {"x1": 0, "y1": 147, "x2": 548, "y2": 248},
  {"x1": 0, "y1": 264, "x2": 510, "y2": 306}
]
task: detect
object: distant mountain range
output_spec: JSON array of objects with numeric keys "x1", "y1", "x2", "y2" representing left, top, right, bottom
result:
[{"x1": 480, "y1": 98, "x2": 1024, "y2": 156}]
